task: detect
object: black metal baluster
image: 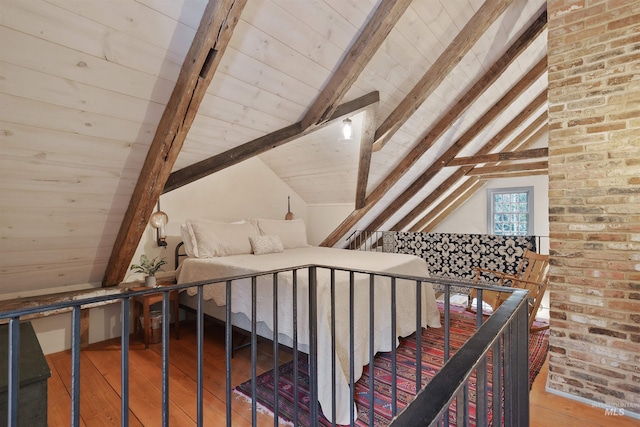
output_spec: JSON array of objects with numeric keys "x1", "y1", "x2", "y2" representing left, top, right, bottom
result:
[
  {"x1": 120, "y1": 298, "x2": 130, "y2": 427},
  {"x1": 162, "y1": 292, "x2": 170, "y2": 427},
  {"x1": 251, "y1": 276, "x2": 258, "y2": 427},
  {"x1": 7, "y1": 317, "x2": 20, "y2": 427},
  {"x1": 308, "y1": 267, "x2": 319, "y2": 425},
  {"x1": 71, "y1": 306, "x2": 81, "y2": 427},
  {"x1": 272, "y1": 273, "x2": 279, "y2": 427},
  {"x1": 368, "y1": 274, "x2": 375, "y2": 427},
  {"x1": 331, "y1": 269, "x2": 337, "y2": 427},
  {"x1": 292, "y1": 270, "x2": 299, "y2": 425},
  {"x1": 390, "y1": 277, "x2": 397, "y2": 418},
  {"x1": 225, "y1": 281, "x2": 233, "y2": 427},
  {"x1": 349, "y1": 271, "x2": 355, "y2": 427},
  {"x1": 197, "y1": 285, "x2": 204, "y2": 427}
]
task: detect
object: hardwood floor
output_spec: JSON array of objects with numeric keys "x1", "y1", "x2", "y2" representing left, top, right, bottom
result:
[
  {"x1": 46, "y1": 320, "x2": 291, "y2": 426},
  {"x1": 46, "y1": 320, "x2": 638, "y2": 426},
  {"x1": 530, "y1": 357, "x2": 639, "y2": 427}
]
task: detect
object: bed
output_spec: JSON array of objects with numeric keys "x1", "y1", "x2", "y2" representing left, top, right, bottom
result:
[{"x1": 175, "y1": 218, "x2": 441, "y2": 424}]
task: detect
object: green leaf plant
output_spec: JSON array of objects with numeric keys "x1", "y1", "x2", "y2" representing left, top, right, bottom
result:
[{"x1": 129, "y1": 254, "x2": 167, "y2": 277}]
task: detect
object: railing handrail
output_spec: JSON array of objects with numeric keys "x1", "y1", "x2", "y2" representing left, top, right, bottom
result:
[
  {"x1": 1, "y1": 263, "x2": 529, "y2": 426},
  {"x1": 0, "y1": 264, "x2": 518, "y2": 320},
  {"x1": 390, "y1": 289, "x2": 530, "y2": 425}
]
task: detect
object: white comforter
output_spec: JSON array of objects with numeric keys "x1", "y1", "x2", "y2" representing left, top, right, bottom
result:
[{"x1": 177, "y1": 246, "x2": 441, "y2": 424}]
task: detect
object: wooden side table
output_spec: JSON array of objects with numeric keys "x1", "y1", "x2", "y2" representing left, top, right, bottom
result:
[{"x1": 132, "y1": 286, "x2": 180, "y2": 348}]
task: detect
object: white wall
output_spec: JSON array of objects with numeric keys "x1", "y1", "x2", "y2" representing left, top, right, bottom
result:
[
  {"x1": 432, "y1": 175, "x2": 549, "y2": 254},
  {"x1": 126, "y1": 156, "x2": 309, "y2": 281},
  {"x1": 307, "y1": 203, "x2": 355, "y2": 246},
  {"x1": 31, "y1": 302, "x2": 127, "y2": 354}
]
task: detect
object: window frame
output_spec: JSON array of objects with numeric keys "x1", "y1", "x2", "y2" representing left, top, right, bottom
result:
[{"x1": 487, "y1": 186, "x2": 534, "y2": 236}]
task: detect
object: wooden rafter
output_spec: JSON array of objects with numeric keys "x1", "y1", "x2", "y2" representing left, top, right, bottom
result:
[
  {"x1": 164, "y1": 92, "x2": 379, "y2": 193},
  {"x1": 373, "y1": 0, "x2": 523, "y2": 149},
  {"x1": 103, "y1": 0, "x2": 247, "y2": 287},
  {"x1": 410, "y1": 112, "x2": 549, "y2": 232},
  {"x1": 352, "y1": 61, "x2": 548, "y2": 240},
  {"x1": 467, "y1": 161, "x2": 548, "y2": 175},
  {"x1": 391, "y1": 168, "x2": 473, "y2": 231},
  {"x1": 320, "y1": 14, "x2": 547, "y2": 247},
  {"x1": 479, "y1": 169, "x2": 549, "y2": 179},
  {"x1": 448, "y1": 147, "x2": 548, "y2": 167},
  {"x1": 301, "y1": 0, "x2": 413, "y2": 129},
  {"x1": 355, "y1": 103, "x2": 378, "y2": 209},
  {"x1": 418, "y1": 179, "x2": 486, "y2": 232}
]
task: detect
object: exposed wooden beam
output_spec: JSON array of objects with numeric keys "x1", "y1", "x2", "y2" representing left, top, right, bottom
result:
[
  {"x1": 356, "y1": 63, "x2": 548, "y2": 237},
  {"x1": 448, "y1": 147, "x2": 548, "y2": 167},
  {"x1": 418, "y1": 179, "x2": 486, "y2": 232},
  {"x1": 407, "y1": 110, "x2": 549, "y2": 232},
  {"x1": 478, "y1": 169, "x2": 549, "y2": 179},
  {"x1": 320, "y1": 17, "x2": 548, "y2": 247},
  {"x1": 301, "y1": 0, "x2": 413, "y2": 129},
  {"x1": 391, "y1": 168, "x2": 473, "y2": 231},
  {"x1": 467, "y1": 161, "x2": 548, "y2": 175},
  {"x1": 103, "y1": 0, "x2": 247, "y2": 287},
  {"x1": 164, "y1": 91, "x2": 379, "y2": 193},
  {"x1": 355, "y1": 103, "x2": 378, "y2": 209},
  {"x1": 373, "y1": 0, "x2": 523, "y2": 149}
]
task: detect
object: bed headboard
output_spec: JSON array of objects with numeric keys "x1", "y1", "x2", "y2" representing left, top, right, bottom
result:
[{"x1": 175, "y1": 241, "x2": 188, "y2": 268}]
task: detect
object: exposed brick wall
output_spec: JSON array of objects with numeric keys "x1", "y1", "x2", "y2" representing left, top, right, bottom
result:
[{"x1": 547, "y1": 0, "x2": 640, "y2": 416}]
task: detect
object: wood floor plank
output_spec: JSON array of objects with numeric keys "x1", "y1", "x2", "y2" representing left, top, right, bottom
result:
[
  {"x1": 84, "y1": 339, "x2": 195, "y2": 426},
  {"x1": 48, "y1": 350, "x2": 141, "y2": 426},
  {"x1": 146, "y1": 321, "x2": 291, "y2": 426},
  {"x1": 45, "y1": 354, "x2": 88, "y2": 427},
  {"x1": 530, "y1": 356, "x2": 639, "y2": 427},
  {"x1": 46, "y1": 320, "x2": 638, "y2": 426}
]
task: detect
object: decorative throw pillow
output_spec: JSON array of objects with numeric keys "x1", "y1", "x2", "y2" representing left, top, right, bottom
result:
[
  {"x1": 255, "y1": 218, "x2": 308, "y2": 249},
  {"x1": 180, "y1": 224, "x2": 197, "y2": 257},
  {"x1": 249, "y1": 235, "x2": 284, "y2": 255},
  {"x1": 185, "y1": 219, "x2": 259, "y2": 257}
]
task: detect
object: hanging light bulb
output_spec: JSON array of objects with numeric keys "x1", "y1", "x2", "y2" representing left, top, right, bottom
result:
[{"x1": 342, "y1": 118, "x2": 353, "y2": 140}]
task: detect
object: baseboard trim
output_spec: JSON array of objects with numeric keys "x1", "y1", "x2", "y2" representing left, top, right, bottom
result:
[{"x1": 544, "y1": 384, "x2": 640, "y2": 420}]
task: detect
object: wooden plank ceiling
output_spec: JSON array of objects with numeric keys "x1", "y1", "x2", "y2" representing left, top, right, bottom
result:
[{"x1": 0, "y1": 0, "x2": 549, "y2": 293}]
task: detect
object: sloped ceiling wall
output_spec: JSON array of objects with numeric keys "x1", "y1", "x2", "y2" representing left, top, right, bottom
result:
[{"x1": 0, "y1": 0, "x2": 547, "y2": 296}]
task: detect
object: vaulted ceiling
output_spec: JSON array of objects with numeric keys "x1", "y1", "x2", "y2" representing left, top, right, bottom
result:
[{"x1": 1, "y1": 0, "x2": 548, "y2": 294}]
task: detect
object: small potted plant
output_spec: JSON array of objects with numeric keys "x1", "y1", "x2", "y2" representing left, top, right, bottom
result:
[{"x1": 130, "y1": 254, "x2": 167, "y2": 287}]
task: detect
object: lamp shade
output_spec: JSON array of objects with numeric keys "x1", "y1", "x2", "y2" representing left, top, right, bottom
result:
[{"x1": 149, "y1": 211, "x2": 168, "y2": 229}]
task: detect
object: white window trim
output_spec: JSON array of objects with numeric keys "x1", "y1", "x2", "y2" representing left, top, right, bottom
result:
[{"x1": 487, "y1": 186, "x2": 534, "y2": 236}]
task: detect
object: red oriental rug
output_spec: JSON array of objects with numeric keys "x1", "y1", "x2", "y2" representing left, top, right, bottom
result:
[{"x1": 234, "y1": 303, "x2": 549, "y2": 426}]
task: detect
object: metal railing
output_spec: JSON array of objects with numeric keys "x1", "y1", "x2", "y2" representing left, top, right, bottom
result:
[{"x1": 0, "y1": 266, "x2": 529, "y2": 426}]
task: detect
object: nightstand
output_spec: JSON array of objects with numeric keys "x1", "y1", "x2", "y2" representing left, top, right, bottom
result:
[{"x1": 132, "y1": 286, "x2": 180, "y2": 348}]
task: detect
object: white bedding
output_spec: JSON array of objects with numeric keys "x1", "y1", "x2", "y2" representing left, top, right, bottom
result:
[{"x1": 177, "y1": 246, "x2": 441, "y2": 424}]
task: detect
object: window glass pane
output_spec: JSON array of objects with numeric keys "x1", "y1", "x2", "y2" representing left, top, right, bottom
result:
[{"x1": 489, "y1": 188, "x2": 532, "y2": 236}]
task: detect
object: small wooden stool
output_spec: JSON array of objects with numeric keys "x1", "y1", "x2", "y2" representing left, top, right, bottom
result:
[{"x1": 132, "y1": 286, "x2": 180, "y2": 348}]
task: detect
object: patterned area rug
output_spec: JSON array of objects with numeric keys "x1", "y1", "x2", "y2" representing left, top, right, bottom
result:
[{"x1": 234, "y1": 304, "x2": 549, "y2": 426}]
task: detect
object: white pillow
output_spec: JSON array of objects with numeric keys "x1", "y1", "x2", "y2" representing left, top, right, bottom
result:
[
  {"x1": 255, "y1": 218, "x2": 308, "y2": 249},
  {"x1": 249, "y1": 235, "x2": 284, "y2": 255},
  {"x1": 180, "y1": 224, "x2": 197, "y2": 257},
  {"x1": 185, "y1": 219, "x2": 259, "y2": 257}
]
